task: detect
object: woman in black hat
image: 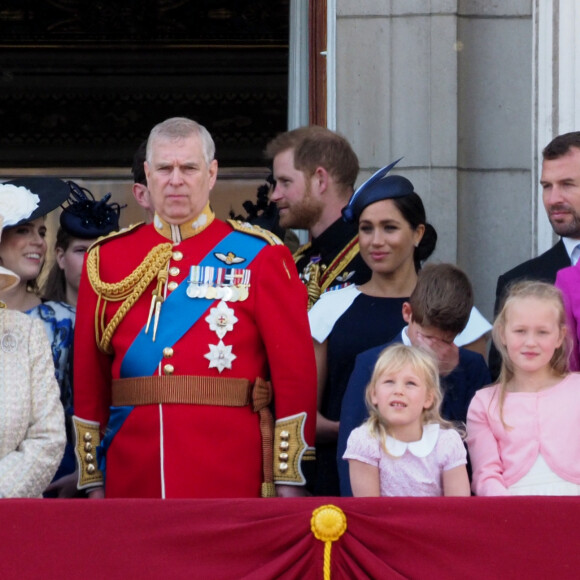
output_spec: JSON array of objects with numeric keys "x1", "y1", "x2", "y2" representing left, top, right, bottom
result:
[
  {"x1": 0, "y1": 179, "x2": 67, "y2": 496},
  {"x1": 0, "y1": 179, "x2": 75, "y2": 403},
  {"x1": 0, "y1": 177, "x2": 70, "y2": 310},
  {"x1": 307, "y1": 162, "x2": 437, "y2": 496},
  {"x1": 42, "y1": 182, "x2": 122, "y2": 307},
  {"x1": 0, "y1": 178, "x2": 121, "y2": 497}
]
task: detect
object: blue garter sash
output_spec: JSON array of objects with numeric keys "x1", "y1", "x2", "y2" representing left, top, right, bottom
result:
[{"x1": 119, "y1": 230, "x2": 267, "y2": 379}]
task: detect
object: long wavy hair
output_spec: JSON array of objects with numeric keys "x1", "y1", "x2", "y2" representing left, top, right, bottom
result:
[
  {"x1": 41, "y1": 227, "x2": 71, "y2": 303},
  {"x1": 492, "y1": 280, "x2": 570, "y2": 426}
]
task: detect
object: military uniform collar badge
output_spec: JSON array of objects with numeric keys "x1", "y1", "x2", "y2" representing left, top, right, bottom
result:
[
  {"x1": 153, "y1": 203, "x2": 215, "y2": 242},
  {"x1": 336, "y1": 271, "x2": 355, "y2": 283}
]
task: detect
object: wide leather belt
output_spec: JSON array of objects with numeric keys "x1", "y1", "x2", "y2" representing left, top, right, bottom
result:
[
  {"x1": 111, "y1": 375, "x2": 276, "y2": 497},
  {"x1": 111, "y1": 376, "x2": 252, "y2": 407}
]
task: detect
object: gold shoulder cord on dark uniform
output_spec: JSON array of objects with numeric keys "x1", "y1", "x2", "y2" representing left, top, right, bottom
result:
[
  {"x1": 293, "y1": 242, "x2": 321, "y2": 309},
  {"x1": 294, "y1": 238, "x2": 360, "y2": 310}
]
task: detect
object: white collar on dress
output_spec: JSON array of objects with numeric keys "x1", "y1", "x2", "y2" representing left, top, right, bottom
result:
[{"x1": 385, "y1": 423, "x2": 440, "y2": 457}]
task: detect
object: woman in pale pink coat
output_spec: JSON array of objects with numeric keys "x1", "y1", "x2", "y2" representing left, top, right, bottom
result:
[{"x1": 0, "y1": 189, "x2": 65, "y2": 497}]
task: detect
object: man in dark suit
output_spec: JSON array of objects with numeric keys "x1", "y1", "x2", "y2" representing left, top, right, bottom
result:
[{"x1": 490, "y1": 131, "x2": 580, "y2": 378}]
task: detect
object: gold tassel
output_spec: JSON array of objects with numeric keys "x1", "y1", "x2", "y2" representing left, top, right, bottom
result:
[
  {"x1": 311, "y1": 505, "x2": 347, "y2": 580},
  {"x1": 145, "y1": 269, "x2": 168, "y2": 341},
  {"x1": 306, "y1": 262, "x2": 321, "y2": 310}
]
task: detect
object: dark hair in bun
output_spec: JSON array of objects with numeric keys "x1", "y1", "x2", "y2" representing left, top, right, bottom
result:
[{"x1": 391, "y1": 192, "x2": 437, "y2": 271}]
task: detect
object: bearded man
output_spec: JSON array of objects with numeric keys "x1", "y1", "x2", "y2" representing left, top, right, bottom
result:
[
  {"x1": 265, "y1": 126, "x2": 370, "y2": 309},
  {"x1": 490, "y1": 131, "x2": 580, "y2": 377}
]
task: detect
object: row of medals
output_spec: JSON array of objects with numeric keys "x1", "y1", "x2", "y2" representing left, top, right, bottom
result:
[{"x1": 186, "y1": 265, "x2": 250, "y2": 302}]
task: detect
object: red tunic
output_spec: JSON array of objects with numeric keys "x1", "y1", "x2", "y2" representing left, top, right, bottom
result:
[{"x1": 74, "y1": 216, "x2": 316, "y2": 498}]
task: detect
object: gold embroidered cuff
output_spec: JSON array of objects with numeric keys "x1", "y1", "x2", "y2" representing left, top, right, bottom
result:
[
  {"x1": 273, "y1": 412, "x2": 309, "y2": 485},
  {"x1": 73, "y1": 416, "x2": 104, "y2": 490}
]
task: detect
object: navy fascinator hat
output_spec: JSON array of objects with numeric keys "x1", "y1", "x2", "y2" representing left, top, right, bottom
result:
[
  {"x1": 60, "y1": 181, "x2": 124, "y2": 239},
  {"x1": 342, "y1": 158, "x2": 415, "y2": 223}
]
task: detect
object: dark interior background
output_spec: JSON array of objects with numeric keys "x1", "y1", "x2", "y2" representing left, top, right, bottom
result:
[{"x1": 0, "y1": 0, "x2": 289, "y2": 168}]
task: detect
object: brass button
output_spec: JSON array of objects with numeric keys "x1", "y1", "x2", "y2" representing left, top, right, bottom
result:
[
  {"x1": 86, "y1": 464, "x2": 96, "y2": 474},
  {"x1": 169, "y1": 266, "x2": 180, "y2": 277},
  {"x1": 83, "y1": 433, "x2": 92, "y2": 442},
  {"x1": 279, "y1": 441, "x2": 289, "y2": 451},
  {"x1": 85, "y1": 453, "x2": 94, "y2": 463},
  {"x1": 280, "y1": 430, "x2": 289, "y2": 440},
  {"x1": 163, "y1": 347, "x2": 174, "y2": 358},
  {"x1": 173, "y1": 251, "x2": 183, "y2": 261},
  {"x1": 163, "y1": 364, "x2": 175, "y2": 375},
  {"x1": 279, "y1": 463, "x2": 288, "y2": 472},
  {"x1": 84, "y1": 442, "x2": 93, "y2": 452},
  {"x1": 279, "y1": 452, "x2": 289, "y2": 461},
  {"x1": 168, "y1": 281, "x2": 178, "y2": 291}
]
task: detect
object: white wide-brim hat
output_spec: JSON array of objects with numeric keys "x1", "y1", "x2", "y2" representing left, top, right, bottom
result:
[
  {"x1": 0, "y1": 177, "x2": 69, "y2": 226},
  {"x1": 0, "y1": 178, "x2": 66, "y2": 294}
]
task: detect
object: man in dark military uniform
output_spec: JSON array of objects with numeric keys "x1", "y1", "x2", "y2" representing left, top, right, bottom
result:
[{"x1": 266, "y1": 126, "x2": 370, "y2": 309}]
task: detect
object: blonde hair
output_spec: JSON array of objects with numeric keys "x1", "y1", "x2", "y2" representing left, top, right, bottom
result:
[
  {"x1": 364, "y1": 344, "x2": 456, "y2": 451},
  {"x1": 492, "y1": 280, "x2": 570, "y2": 425}
]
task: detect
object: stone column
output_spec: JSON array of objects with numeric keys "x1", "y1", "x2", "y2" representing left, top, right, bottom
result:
[{"x1": 533, "y1": 0, "x2": 580, "y2": 253}]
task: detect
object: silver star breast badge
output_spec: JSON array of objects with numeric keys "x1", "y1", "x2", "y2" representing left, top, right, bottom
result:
[
  {"x1": 205, "y1": 300, "x2": 238, "y2": 339},
  {"x1": 204, "y1": 340, "x2": 237, "y2": 373}
]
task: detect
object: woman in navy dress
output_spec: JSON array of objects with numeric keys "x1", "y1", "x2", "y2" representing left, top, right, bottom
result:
[{"x1": 308, "y1": 161, "x2": 437, "y2": 495}]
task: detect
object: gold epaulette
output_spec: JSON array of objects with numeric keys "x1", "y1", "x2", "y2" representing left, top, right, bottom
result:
[
  {"x1": 292, "y1": 241, "x2": 311, "y2": 263},
  {"x1": 273, "y1": 412, "x2": 310, "y2": 485},
  {"x1": 294, "y1": 236, "x2": 361, "y2": 310},
  {"x1": 226, "y1": 219, "x2": 283, "y2": 246},
  {"x1": 86, "y1": 222, "x2": 146, "y2": 252}
]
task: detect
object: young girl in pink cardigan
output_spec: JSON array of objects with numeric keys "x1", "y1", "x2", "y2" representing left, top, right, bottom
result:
[{"x1": 467, "y1": 281, "x2": 580, "y2": 496}]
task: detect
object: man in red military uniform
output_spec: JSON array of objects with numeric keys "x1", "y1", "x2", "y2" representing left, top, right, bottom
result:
[{"x1": 73, "y1": 117, "x2": 317, "y2": 498}]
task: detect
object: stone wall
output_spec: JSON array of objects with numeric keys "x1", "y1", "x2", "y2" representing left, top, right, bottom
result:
[{"x1": 335, "y1": 0, "x2": 533, "y2": 320}]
